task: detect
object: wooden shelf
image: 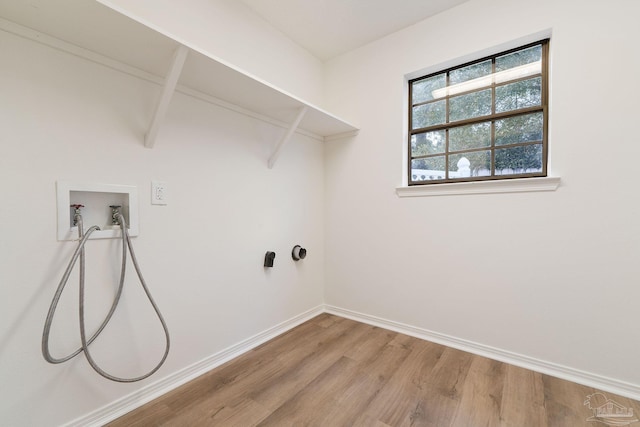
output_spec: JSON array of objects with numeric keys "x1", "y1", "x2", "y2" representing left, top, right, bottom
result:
[{"x1": 0, "y1": 0, "x2": 358, "y2": 166}]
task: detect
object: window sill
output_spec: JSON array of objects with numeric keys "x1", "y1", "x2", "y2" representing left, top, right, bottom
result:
[{"x1": 396, "y1": 176, "x2": 560, "y2": 197}]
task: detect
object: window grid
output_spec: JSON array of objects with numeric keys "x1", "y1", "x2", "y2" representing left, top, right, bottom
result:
[{"x1": 408, "y1": 40, "x2": 549, "y2": 185}]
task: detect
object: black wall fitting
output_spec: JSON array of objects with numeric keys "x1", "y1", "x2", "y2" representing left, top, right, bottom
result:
[
  {"x1": 292, "y1": 245, "x2": 307, "y2": 261},
  {"x1": 264, "y1": 251, "x2": 276, "y2": 267}
]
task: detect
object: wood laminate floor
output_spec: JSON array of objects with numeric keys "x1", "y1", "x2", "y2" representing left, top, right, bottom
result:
[{"x1": 107, "y1": 314, "x2": 640, "y2": 426}]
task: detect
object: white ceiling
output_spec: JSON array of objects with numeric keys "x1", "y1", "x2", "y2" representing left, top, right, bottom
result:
[{"x1": 240, "y1": 0, "x2": 469, "y2": 61}]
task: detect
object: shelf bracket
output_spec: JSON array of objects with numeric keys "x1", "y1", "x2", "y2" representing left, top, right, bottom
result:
[
  {"x1": 145, "y1": 45, "x2": 189, "y2": 148},
  {"x1": 268, "y1": 106, "x2": 308, "y2": 169}
]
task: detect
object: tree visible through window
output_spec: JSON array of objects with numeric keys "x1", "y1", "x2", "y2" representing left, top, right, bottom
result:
[{"x1": 408, "y1": 40, "x2": 549, "y2": 184}]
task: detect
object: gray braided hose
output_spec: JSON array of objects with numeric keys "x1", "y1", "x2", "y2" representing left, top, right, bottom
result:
[{"x1": 42, "y1": 213, "x2": 170, "y2": 382}]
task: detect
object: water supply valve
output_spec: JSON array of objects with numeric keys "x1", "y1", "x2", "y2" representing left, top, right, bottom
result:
[
  {"x1": 109, "y1": 205, "x2": 122, "y2": 226},
  {"x1": 70, "y1": 204, "x2": 85, "y2": 226}
]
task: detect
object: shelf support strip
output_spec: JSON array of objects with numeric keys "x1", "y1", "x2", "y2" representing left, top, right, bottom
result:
[
  {"x1": 268, "y1": 106, "x2": 308, "y2": 168},
  {"x1": 145, "y1": 45, "x2": 189, "y2": 148}
]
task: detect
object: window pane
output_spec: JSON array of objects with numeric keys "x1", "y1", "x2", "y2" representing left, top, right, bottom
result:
[
  {"x1": 449, "y1": 151, "x2": 491, "y2": 178},
  {"x1": 449, "y1": 89, "x2": 492, "y2": 122},
  {"x1": 496, "y1": 45, "x2": 542, "y2": 73},
  {"x1": 495, "y1": 112, "x2": 543, "y2": 146},
  {"x1": 412, "y1": 100, "x2": 445, "y2": 129},
  {"x1": 449, "y1": 122, "x2": 491, "y2": 152},
  {"x1": 495, "y1": 77, "x2": 541, "y2": 113},
  {"x1": 412, "y1": 74, "x2": 446, "y2": 104},
  {"x1": 411, "y1": 130, "x2": 446, "y2": 156},
  {"x1": 450, "y1": 60, "x2": 492, "y2": 85},
  {"x1": 411, "y1": 157, "x2": 446, "y2": 181},
  {"x1": 495, "y1": 144, "x2": 543, "y2": 173}
]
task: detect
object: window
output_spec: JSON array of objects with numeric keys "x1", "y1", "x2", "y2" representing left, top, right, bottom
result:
[{"x1": 408, "y1": 40, "x2": 549, "y2": 185}]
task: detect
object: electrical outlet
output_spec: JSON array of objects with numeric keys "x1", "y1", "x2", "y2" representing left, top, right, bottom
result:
[{"x1": 151, "y1": 181, "x2": 167, "y2": 205}]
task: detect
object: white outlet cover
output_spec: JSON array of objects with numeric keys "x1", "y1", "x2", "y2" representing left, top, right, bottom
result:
[{"x1": 151, "y1": 181, "x2": 167, "y2": 205}]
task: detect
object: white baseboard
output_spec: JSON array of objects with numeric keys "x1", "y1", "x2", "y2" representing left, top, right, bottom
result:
[
  {"x1": 65, "y1": 305, "x2": 324, "y2": 427},
  {"x1": 324, "y1": 304, "x2": 640, "y2": 402}
]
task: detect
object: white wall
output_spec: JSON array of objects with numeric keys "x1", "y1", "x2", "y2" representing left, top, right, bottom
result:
[
  {"x1": 4, "y1": 0, "x2": 640, "y2": 424},
  {"x1": 324, "y1": 0, "x2": 640, "y2": 388},
  {"x1": 98, "y1": 0, "x2": 325, "y2": 107},
  {"x1": 0, "y1": 25, "x2": 324, "y2": 426}
]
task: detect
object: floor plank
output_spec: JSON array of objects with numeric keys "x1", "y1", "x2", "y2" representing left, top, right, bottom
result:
[
  {"x1": 499, "y1": 364, "x2": 547, "y2": 427},
  {"x1": 354, "y1": 338, "x2": 445, "y2": 426},
  {"x1": 448, "y1": 355, "x2": 504, "y2": 427},
  {"x1": 106, "y1": 314, "x2": 640, "y2": 427}
]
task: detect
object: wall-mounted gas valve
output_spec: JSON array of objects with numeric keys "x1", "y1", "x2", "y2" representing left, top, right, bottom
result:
[
  {"x1": 292, "y1": 245, "x2": 307, "y2": 261},
  {"x1": 264, "y1": 251, "x2": 276, "y2": 267}
]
